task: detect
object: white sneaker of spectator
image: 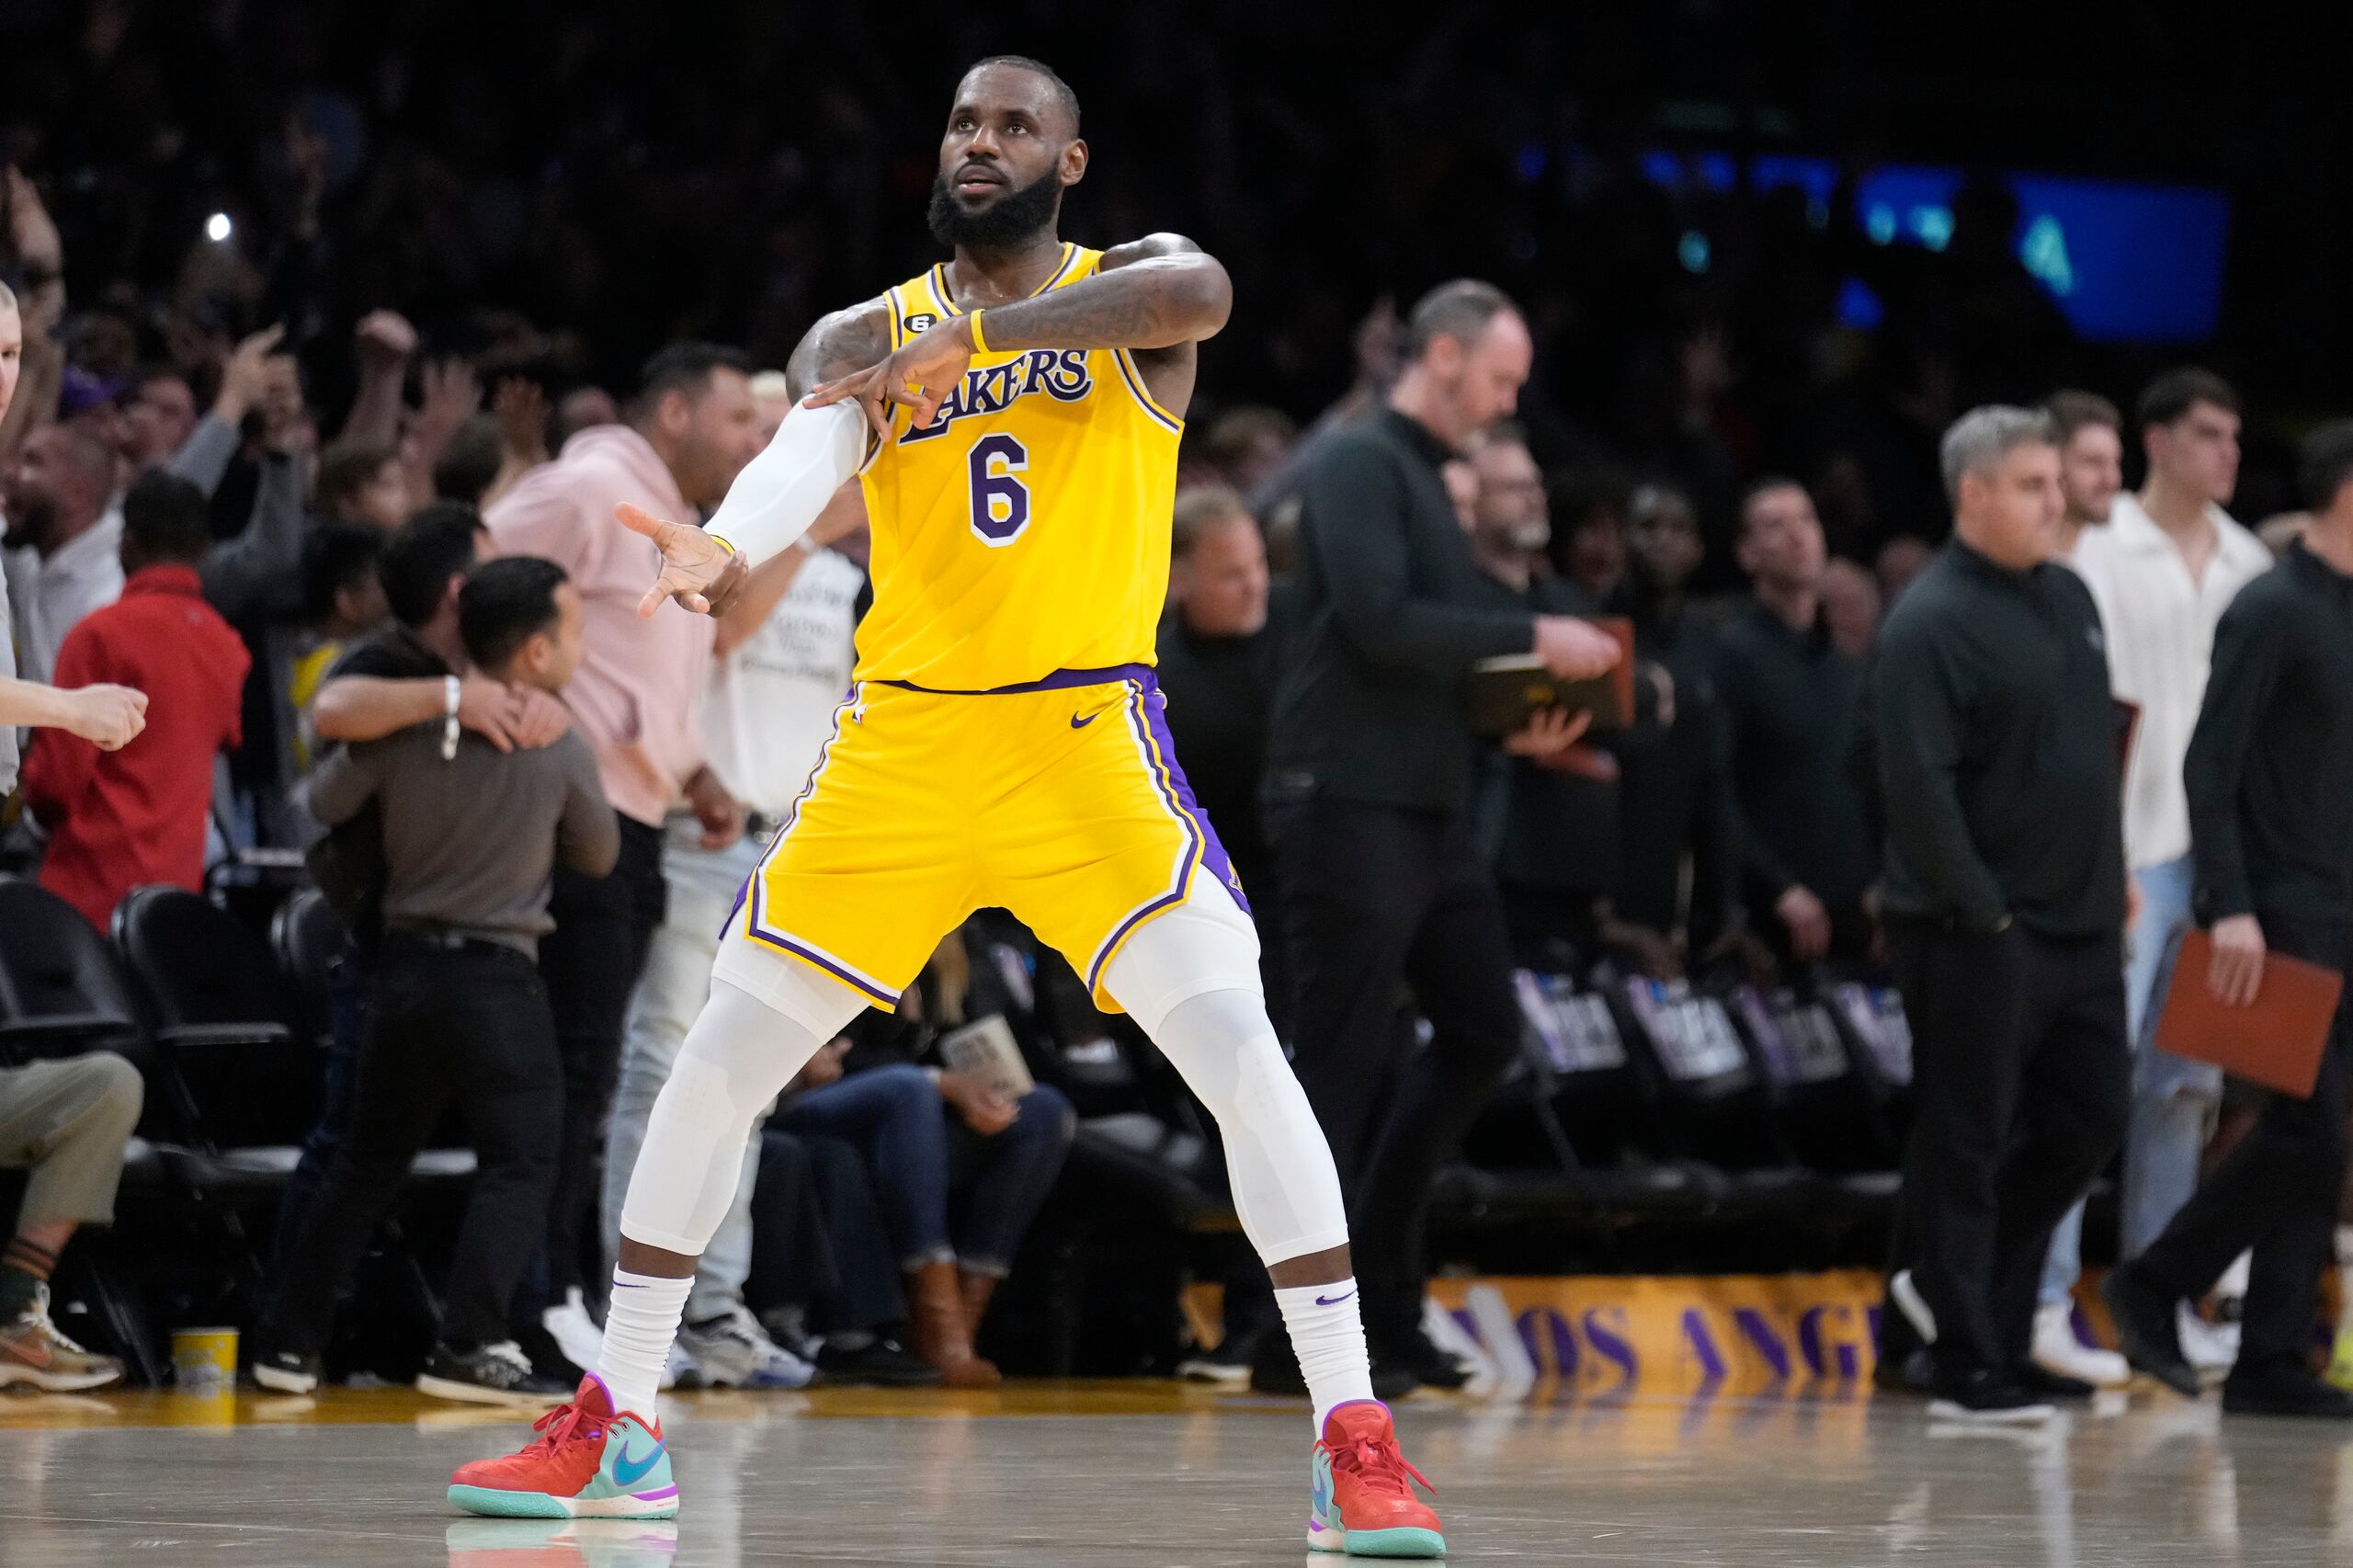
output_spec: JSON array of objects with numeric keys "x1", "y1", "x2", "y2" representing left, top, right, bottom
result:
[
  {"x1": 2177, "y1": 1304, "x2": 2239, "y2": 1383},
  {"x1": 663, "y1": 1340, "x2": 702, "y2": 1392},
  {"x1": 540, "y1": 1286, "x2": 605, "y2": 1376},
  {"x1": 2029, "y1": 1302, "x2": 2129, "y2": 1388},
  {"x1": 678, "y1": 1302, "x2": 814, "y2": 1389},
  {"x1": 1890, "y1": 1269, "x2": 1937, "y2": 1345}
]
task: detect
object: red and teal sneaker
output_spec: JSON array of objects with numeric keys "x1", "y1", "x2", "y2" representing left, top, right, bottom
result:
[
  {"x1": 1308, "y1": 1401, "x2": 1446, "y2": 1558},
  {"x1": 449, "y1": 1376, "x2": 678, "y2": 1519}
]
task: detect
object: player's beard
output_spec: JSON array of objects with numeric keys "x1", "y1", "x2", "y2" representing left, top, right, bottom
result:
[{"x1": 927, "y1": 165, "x2": 1063, "y2": 251}]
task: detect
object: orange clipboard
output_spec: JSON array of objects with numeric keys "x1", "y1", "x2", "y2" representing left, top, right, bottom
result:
[{"x1": 2154, "y1": 928, "x2": 2345, "y2": 1099}]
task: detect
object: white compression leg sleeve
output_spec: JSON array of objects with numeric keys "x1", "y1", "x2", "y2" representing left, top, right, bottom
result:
[
  {"x1": 1102, "y1": 891, "x2": 1350, "y2": 1266},
  {"x1": 601, "y1": 971, "x2": 864, "y2": 1419},
  {"x1": 1105, "y1": 892, "x2": 1370, "y2": 1428},
  {"x1": 616, "y1": 972, "x2": 864, "y2": 1256}
]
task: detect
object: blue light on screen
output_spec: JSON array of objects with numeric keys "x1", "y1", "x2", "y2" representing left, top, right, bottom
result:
[{"x1": 1642, "y1": 153, "x2": 2230, "y2": 344}]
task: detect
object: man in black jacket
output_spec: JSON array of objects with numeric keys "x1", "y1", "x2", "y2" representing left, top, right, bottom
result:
[
  {"x1": 1871, "y1": 405, "x2": 2131, "y2": 1423},
  {"x1": 2106, "y1": 422, "x2": 2353, "y2": 1418},
  {"x1": 1264, "y1": 279, "x2": 1618, "y2": 1385}
]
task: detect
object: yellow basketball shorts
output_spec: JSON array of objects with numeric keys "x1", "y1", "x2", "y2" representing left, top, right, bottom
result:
[{"x1": 713, "y1": 663, "x2": 1250, "y2": 1013}]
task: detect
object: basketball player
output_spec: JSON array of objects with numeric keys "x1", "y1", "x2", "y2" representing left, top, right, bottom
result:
[{"x1": 450, "y1": 56, "x2": 1615, "y2": 1555}]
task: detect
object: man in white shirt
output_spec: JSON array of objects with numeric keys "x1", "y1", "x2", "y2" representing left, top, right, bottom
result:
[
  {"x1": 2, "y1": 425, "x2": 123, "y2": 684},
  {"x1": 2036, "y1": 369, "x2": 2270, "y2": 1384},
  {"x1": 593, "y1": 378, "x2": 868, "y2": 1388}
]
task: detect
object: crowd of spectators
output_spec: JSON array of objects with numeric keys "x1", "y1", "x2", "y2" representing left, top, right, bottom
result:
[{"x1": 2, "y1": 6, "x2": 2350, "y2": 1415}]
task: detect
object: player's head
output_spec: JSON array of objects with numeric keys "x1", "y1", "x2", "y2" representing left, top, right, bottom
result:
[
  {"x1": 2137, "y1": 366, "x2": 2239, "y2": 507},
  {"x1": 0, "y1": 280, "x2": 18, "y2": 428},
  {"x1": 928, "y1": 55, "x2": 1087, "y2": 253},
  {"x1": 1169, "y1": 484, "x2": 1267, "y2": 638},
  {"x1": 381, "y1": 499, "x2": 489, "y2": 632},
  {"x1": 631, "y1": 342, "x2": 760, "y2": 512},
  {"x1": 119, "y1": 469, "x2": 211, "y2": 574},
  {"x1": 1392, "y1": 280, "x2": 1531, "y2": 449},
  {"x1": 460, "y1": 555, "x2": 584, "y2": 693}
]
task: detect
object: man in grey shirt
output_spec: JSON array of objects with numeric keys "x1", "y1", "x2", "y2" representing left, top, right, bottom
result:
[{"x1": 255, "y1": 556, "x2": 617, "y2": 1405}]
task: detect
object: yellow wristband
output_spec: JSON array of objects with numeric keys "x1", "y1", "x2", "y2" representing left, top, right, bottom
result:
[
  {"x1": 967, "y1": 309, "x2": 990, "y2": 355},
  {"x1": 706, "y1": 533, "x2": 737, "y2": 556}
]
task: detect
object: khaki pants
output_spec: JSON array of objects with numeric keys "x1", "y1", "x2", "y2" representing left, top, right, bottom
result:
[{"x1": 0, "y1": 1054, "x2": 143, "y2": 1230}]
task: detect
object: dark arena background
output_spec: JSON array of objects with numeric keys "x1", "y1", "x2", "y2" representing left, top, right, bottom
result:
[{"x1": 4, "y1": 2, "x2": 2353, "y2": 1563}]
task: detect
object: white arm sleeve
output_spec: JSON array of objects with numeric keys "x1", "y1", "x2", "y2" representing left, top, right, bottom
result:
[{"x1": 702, "y1": 399, "x2": 869, "y2": 564}]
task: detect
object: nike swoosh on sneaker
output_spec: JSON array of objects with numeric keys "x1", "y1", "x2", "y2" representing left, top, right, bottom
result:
[
  {"x1": 1070, "y1": 712, "x2": 1097, "y2": 728},
  {"x1": 612, "y1": 1438, "x2": 665, "y2": 1486},
  {"x1": 1314, "y1": 1290, "x2": 1356, "y2": 1307}
]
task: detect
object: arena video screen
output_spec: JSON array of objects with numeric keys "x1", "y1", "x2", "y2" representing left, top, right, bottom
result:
[{"x1": 1643, "y1": 151, "x2": 2232, "y2": 345}]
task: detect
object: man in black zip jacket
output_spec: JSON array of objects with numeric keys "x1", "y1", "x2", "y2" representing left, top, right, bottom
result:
[
  {"x1": 2106, "y1": 422, "x2": 2353, "y2": 1419},
  {"x1": 1870, "y1": 405, "x2": 2131, "y2": 1424},
  {"x1": 1263, "y1": 279, "x2": 1620, "y2": 1387}
]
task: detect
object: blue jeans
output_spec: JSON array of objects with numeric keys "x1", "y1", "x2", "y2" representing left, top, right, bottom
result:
[
  {"x1": 2040, "y1": 856, "x2": 2217, "y2": 1306},
  {"x1": 773, "y1": 1064, "x2": 1075, "y2": 1276}
]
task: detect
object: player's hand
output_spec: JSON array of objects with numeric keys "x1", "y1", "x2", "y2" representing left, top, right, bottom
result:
[
  {"x1": 2208, "y1": 914, "x2": 2266, "y2": 1008},
  {"x1": 938, "y1": 1072, "x2": 1017, "y2": 1137},
  {"x1": 1501, "y1": 706, "x2": 1592, "y2": 759},
  {"x1": 1776, "y1": 884, "x2": 1834, "y2": 963},
  {"x1": 61, "y1": 684, "x2": 147, "y2": 750},
  {"x1": 1533, "y1": 615, "x2": 1622, "y2": 680},
  {"x1": 805, "y1": 317, "x2": 977, "y2": 443},
  {"x1": 616, "y1": 502, "x2": 737, "y2": 617}
]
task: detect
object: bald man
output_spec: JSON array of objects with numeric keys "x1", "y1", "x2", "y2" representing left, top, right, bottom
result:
[{"x1": 3, "y1": 423, "x2": 125, "y2": 683}]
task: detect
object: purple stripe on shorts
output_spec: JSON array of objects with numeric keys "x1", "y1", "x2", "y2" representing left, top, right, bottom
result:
[
  {"x1": 875, "y1": 663, "x2": 1154, "y2": 697},
  {"x1": 1134, "y1": 672, "x2": 1250, "y2": 916}
]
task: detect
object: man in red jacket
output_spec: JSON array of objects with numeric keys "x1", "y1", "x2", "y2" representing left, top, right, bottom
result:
[{"x1": 23, "y1": 470, "x2": 250, "y2": 931}]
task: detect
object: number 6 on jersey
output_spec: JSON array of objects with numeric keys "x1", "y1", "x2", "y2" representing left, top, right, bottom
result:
[{"x1": 969, "y1": 433, "x2": 1031, "y2": 545}]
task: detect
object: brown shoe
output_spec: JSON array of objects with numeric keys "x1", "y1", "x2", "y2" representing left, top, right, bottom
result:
[
  {"x1": 0, "y1": 1285, "x2": 126, "y2": 1392},
  {"x1": 906, "y1": 1261, "x2": 999, "y2": 1388}
]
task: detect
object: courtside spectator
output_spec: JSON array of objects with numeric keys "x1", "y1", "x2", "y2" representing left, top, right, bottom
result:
[
  {"x1": 487, "y1": 342, "x2": 759, "y2": 1364},
  {"x1": 0, "y1": 1051, "x2": 143, "y2": 1391},
  {"x1": 21, "y1": 471, "x2": 247, "y2": 930},
  {"x1": 2055, "y1": 369, "x2": 2269, "y2": 1384},
  {"x1": 3, "y1": 425, "x2": 122, "y2": 683},
  {"x1": 1719, "y1": 478, "x2": 1879, "y2": 967},
  {"x1": 2106, "y1": 421, "x2": 2353, "y2": 1420},
  {"x1": 257, "y1": 557, "x2": 618, "y2": 1403},
  {"x1": 119, "y1": 369, "x2": 199, "y2": 477},
  {"x1": 314, "y1": 437, "x2": 413, "y2": 532}
]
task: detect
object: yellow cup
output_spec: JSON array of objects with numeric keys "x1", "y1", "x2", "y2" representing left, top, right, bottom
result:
[{"x1": 172, "y1": 1326, "x2": 239, "y2": 1392}]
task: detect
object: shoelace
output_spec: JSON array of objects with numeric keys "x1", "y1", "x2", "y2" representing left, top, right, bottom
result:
[
  {"x1": 526, "y1": 1399, "x2": 607, "y2": 1455},
  {"x1": 1326, "y1": 1434, "x2": 1435, "y2": 1501},
  {"x1": 21, "y1": 1287, "x2": 91, "y2": 1355}
]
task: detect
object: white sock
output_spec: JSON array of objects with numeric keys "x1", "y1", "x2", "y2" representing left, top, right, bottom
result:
[
  {"x1": 1276, "y1": 1278, "x2": 1376, "y2": 1435},
  {"x1": 597, "y1": 1267, "x2": 693, "y2": 1422}
]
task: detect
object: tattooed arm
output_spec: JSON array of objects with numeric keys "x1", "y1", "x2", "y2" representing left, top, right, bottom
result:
[{"x1": 807, "y1": 237, "x2": 1230, "y2": 428}]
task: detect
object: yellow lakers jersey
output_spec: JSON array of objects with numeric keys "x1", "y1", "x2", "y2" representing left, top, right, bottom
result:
[{"x1": 853, "y1": 243, "x2": 1183, "y2": 690}]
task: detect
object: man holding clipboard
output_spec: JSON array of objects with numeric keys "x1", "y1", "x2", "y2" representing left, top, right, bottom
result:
[{"x1": 2106, "y1": 424, "x2": 2353, "y2": 1418}]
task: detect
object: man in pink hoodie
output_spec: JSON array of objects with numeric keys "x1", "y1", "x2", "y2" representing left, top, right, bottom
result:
[{"x1": 485, "y1": 344, "x2": 764, "y2": 1357}]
